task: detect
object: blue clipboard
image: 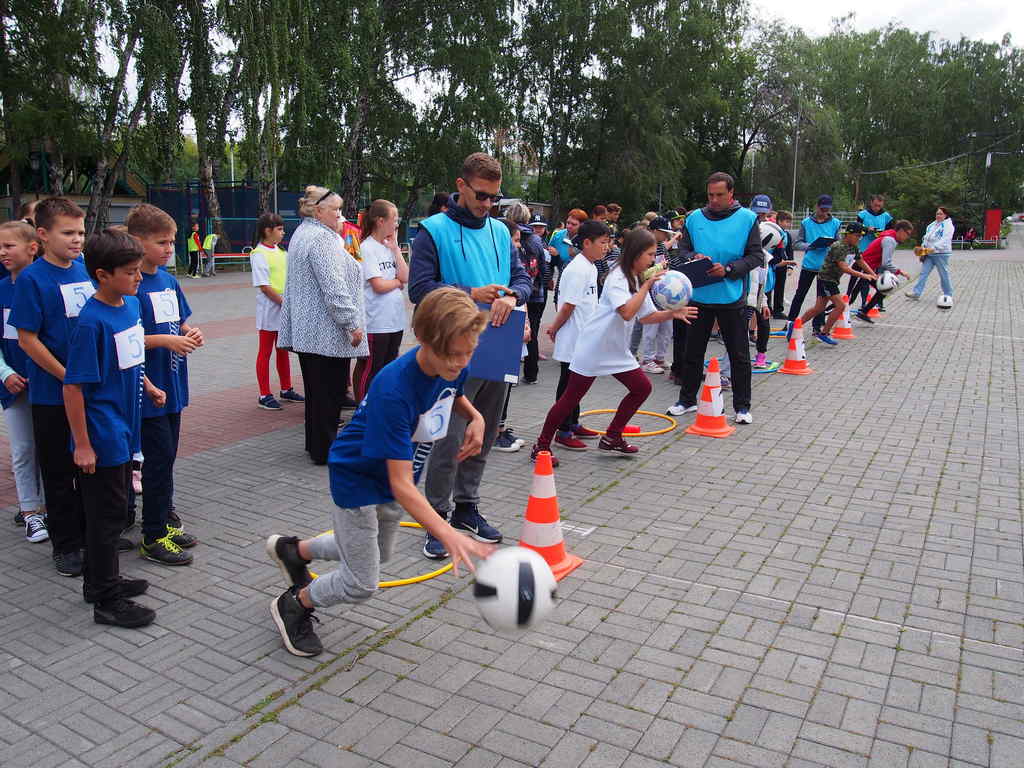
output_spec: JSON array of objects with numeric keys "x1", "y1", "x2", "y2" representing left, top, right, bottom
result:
[{"x1": 467, "y1": 304, "x2": 527, "y2": 384}]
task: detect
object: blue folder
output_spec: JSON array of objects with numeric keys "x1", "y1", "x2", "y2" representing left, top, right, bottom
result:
[{"x1": 467, "y1": 304, "x2": 527, "y2": 384}]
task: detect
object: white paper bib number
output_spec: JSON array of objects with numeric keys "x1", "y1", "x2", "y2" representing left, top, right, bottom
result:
[
  {"x1": 412, "y1": 388, "x2": 456, "y2": 442},
  {"x1": 3, "y1": 308, "x2": 16, "y2": 340},
  {"x1": 114, "y1": 323, "x2": 145, "y2": 370},
  {"x1": 149, "y1": 289, "x2": 180, "y2": 324},
  {"x1": 60, "y1": 281, "x2": 95, "y2": 318}
]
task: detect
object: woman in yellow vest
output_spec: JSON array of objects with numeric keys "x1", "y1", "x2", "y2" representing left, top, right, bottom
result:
[{"x1": 250, "y1": 213, "x2": 304, "y2": 410}]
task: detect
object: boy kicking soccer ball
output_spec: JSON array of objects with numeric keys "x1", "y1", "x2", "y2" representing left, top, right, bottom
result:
[
  {"x1": 800, "y1": 222, "x2": 875, "y2": 346},
  {"x1": 266, "y1": 287, "x2": 495, "y2": 656}
]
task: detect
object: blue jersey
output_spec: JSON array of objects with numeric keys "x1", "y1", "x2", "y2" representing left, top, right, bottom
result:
[
  {"x1": 800, "y1": 216, "x2": 841, "y2": 271},
  {"x1": 64, "y1": 296, "x2": 145, "y2": 467},
  {"x1": 8, "y1": 257, "x2": 95, "y2": 405},
  {"x1": 329, "y1": 347, "x2": 466, "y2": 508},
  {"x1": 137, "y1": 268, "x2": 192, "y2": 418},
  {"x1": 0, "y1": 277, "x2": 30, "y2": 410}
]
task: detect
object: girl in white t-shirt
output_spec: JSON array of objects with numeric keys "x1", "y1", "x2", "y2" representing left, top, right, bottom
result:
[
  {"x1": 352, "y1": 199, "x2": 409, "y2": 400},
  {"x1": 250, "y1": 213, "x2": 303, "y2": 410},
  {"x1": 531, "y1": 229, "x2": 697, "y2": 464}
]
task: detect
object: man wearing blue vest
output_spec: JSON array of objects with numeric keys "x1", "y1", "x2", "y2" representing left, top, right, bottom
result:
[
  {"x1": 409, "y1": 152, "x2": 532, "y2": 560},
  {"x1": 787, "y1": 194, "x2": 842, "y2": 336},
  {"x1": 666, "y1": 172, "x2": 764, "y2": 424},
  {"x1": 854, "y1": 194, "x2": 893, "y2": 311}
]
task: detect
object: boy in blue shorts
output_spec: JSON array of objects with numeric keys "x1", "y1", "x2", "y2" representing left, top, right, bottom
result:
[
  {"x1": 126, "y1": 204, "x2": 204, "y2": 565},
  {"x1": 265, "y1": 287, "x2": 494, "y2": 657},
  {"x1": 9, "y1": 197, "x2": 92, "y2": 576},
  {"x1": 64, "y1": 229, "x2": 166, "y2": 627}
]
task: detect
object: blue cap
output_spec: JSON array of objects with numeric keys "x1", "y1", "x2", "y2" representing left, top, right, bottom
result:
[
  {"x1": 817, "y1": 194, "x2": 833, "y2": 208},
  {"x1": 750, "y1": 194, "x2": 772, "y2": 214}
]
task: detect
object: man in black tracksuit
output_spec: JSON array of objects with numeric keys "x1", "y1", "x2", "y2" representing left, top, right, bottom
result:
[{"x1": 666, "y1": 172, "x2": 766, "y2": 423}]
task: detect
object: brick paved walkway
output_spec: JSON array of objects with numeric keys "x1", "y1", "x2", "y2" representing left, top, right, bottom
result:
[{"x1": 1, "y1": 242, "x2": 1021, "y2": 768}]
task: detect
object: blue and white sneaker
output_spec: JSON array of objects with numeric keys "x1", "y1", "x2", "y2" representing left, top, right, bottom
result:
[
  {"x1": 422, "y1": 532, "x2": 449, "y2": 560},
  {"x1": 734, "y1": 410, "x2": 753, "y2": 425},
  {"x1": 279, "y1": 389, "x2": 305, "y2": 403},
  {"x1": 451, "y1": 504, "x2": 502, "y2": 543},
  {"x1": 667, "y1": 402, "x2": 698, "y2": 416},
  {"x1": 814, "y1": 332, "x2": 838, "y2": 346},
  {"x1": 258, "y1": 394, "x2": 283, "y2": 410}
]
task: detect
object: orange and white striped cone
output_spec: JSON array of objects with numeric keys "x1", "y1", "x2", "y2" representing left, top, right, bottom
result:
[
  {"x1": 831, "y1": 295, "x2": 856, "y2": 339},
  {"x1": 866, "y1": 292, "x2": 881, "y2": 318},
  {"x1": 779, "y1": 318, "x2": 814, "y2": 375},
  {"x1": 518, "y1": 451, "x2": 583, "y2": 582},
  {"x1": 685, "y1": 358, "x2": 735, "y2": 438}
]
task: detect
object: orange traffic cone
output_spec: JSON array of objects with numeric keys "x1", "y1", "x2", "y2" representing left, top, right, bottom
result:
[
  {"x1": 831, "y1": 296, "x2": 857, "y2": 340},
  {"x1": 518, "y1": 451, "x2": 583, "y2": 581},
  {"x1": 866, "y1": 293, "x2": 881, "y2": 318},
  {"x1": 779, "y1": 318, "x2": 814, "y2": 375},
  {"x1": 685, "y1": 358, "x2": 735, "y2": 438}
]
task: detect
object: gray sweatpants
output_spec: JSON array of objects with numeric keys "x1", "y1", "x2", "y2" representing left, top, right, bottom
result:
[
  {"x1": 424, "y1": 376, "x2": 504, "y2": 517},
  {"x1": 306, "y1": 503, "x2": 402, "y2": 608}
]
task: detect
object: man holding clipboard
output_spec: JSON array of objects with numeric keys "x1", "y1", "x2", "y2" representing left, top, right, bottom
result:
[
  {"x1": 409, "y1": 153, "x2": 532, "y2": 560},
  {"x1": 665, "y1": 172, "x2": 767, "y2": 425}
]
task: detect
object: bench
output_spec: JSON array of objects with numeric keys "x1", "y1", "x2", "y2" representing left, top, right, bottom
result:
[{"x1": 953, "y1": 238, "x2": 998, "y2": 250}]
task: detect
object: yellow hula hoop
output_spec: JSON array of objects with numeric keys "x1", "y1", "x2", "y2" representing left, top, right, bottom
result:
[
  {"x1": 308, "y1": 521, "x2": 454, "y2": 588},
  {"x1": 578, "y1": 409, "x2": 678, "y2": 437}
]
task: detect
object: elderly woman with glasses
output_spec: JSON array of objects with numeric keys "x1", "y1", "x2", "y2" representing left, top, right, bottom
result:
[{"x1": 278, "y1": 185, "x2": 368, "y2": 465}]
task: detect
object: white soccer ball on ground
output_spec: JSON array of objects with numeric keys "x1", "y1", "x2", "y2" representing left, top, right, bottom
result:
[{"x1": 473, "y1": 547, "x2": 557, "y2": 632}]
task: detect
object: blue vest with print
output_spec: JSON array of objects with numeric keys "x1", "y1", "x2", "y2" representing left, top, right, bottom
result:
[
  {"x1": 801, "y1": 216, "x2": 841, "y2": 271},
  {"x1": 421, "y1": 213, "x2": 512, "y2": 289},
  {"x1": 857, "y1": 209, "x2": 892, "y2": 252},
  {"x1": 685, "y1": 207, "x2": 757, "y2": 305}
]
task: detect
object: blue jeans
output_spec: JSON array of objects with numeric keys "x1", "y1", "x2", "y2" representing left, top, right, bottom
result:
[
  {"x1": 141, "y1": 412, "x2": 181, "y2": 541},
  {"x1": 913, "y1": 252, "x2": 953, "y2": 296}
]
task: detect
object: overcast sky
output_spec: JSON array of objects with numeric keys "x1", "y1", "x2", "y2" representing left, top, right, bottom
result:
[{"x1": 754, "y1": 0, "x2": 1018, "y2": 45}]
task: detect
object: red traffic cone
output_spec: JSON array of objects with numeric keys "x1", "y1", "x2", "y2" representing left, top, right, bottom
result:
[
  {"x1": 685, "y1": 358, "x2": 735, "y2": 438},
  {"x1": 518, "y1": 451, "x2": 583, "y2": 581},
  {"x1": 831, "y1": 296, "x2": 856, "y2": 340},
  {"x1": 779, "y1": 318, "x2": 814, "y2": 375}
]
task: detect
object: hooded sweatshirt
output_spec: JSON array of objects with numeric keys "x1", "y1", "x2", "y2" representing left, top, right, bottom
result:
[
  {"x1": 675, "y1": 200, "x2": 765, "y2": 307},
  {"x1": 409, "y1": 193, "x2": 532, "y2": 305}
]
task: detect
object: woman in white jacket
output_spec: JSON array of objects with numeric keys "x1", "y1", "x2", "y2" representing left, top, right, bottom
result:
[{"x1": 907, "y1": 207, "x2": 954, "y2": 300}]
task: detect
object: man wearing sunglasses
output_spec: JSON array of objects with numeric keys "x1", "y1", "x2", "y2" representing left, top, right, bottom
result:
[{"x1": 409, "y1": 152, "x2": 533, "y2": 560}]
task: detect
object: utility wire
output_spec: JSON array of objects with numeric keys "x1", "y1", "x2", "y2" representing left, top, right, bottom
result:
[{"x1": 858, "y1": 132, "x2": 1022, "y2": 175}]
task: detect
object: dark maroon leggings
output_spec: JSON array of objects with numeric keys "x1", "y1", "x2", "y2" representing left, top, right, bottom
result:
[{"x1": 538, "y1": 367, "x2": 651, "y2": 447}]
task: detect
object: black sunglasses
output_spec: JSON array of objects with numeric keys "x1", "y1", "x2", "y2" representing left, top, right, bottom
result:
[
  {"x1": 315, "y1": 189, "x2": 337, "y2": 205},
  {"x1": 463, "y1": 180, "x2": 503, "y2": 202}
]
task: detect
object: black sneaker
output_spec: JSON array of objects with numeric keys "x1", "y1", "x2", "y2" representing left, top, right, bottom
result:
[
  {"x1": 265, "y1": 535, "x2": 313, "y2": 588},
  {"x1": 84, "y1": 577, "x2": 150, "y2": 604},
  {"x1": 54, "y1": 550, "x2": 83, "y2": 577},
  {"x1": 13, "y1": 510, "x2": 24, "y2": 526},
  {"x1": 279, "y1": 388, "x2": 305, "y2": 402},
  {"x1": 340, "y1": 395, "x2": 358, "y2": 410},
  {"x1": 422, "y1": 532, "x2": 449, "y2": 560},
  {"x1": 270, "y1": 587, "x2": 322, "y2": 657},
  {"x1": 117, "y1": 537, "x2": 134, "y2": 552},
  {"x1": 258, "y1": 394, "x2": 283, "y2": 411},
  {"x1": 140, "y1": 535, "x2": 193, "y2": 566},
  {"x1": 166, "y1": 525, "x2": 198, "y2": 549},
  {"x1": 854, "y1": 311, "x2": 874, "y2": 324},
  {"x1": 94, "y1": 597, "x2": 155, "y2": 628},
  {"x1": 451, "y1": 504, "x2": 502, "y2": 544}
]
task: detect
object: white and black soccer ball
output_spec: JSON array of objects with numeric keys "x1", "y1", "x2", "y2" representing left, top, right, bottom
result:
[
  {"x1": 876, "y1": 271, "x2": 899, "y2": 293},
  {"x1": 473, "y1": 547, "x2": 556, "y2": 632},
  {"x1": 937, "y1": 294, "x2": 954, "y2": 309},
  {"x1": 759, "y1": 221, "x2": 784, "y2": 251}
]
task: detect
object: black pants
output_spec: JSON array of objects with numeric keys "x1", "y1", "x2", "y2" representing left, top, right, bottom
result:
[
  {"x1": 188, "y1": 252, "x2": 199, "y2": 276},
  {"x1": 679, "y1": 303, "x2": 752, "y2": 412},
  {"x1": 297, "y1": 352, "x2": 349, "y2": 465},
  {"x1": 353, "y1": 331, "x2": 403, "y2": 401},
  {"x1": 32, "y1": 404, "x2": 85, "y2": 555},
  {"x1": 498, "y1": 382, "x2": 513, "y2": 429},
  {"x1": 81, "y1": 462, "x2": 131, "y2": 604},
  {"x1": 670, "y1": 317, "x2": 688, "y2": 378},
  {"x1": 141, "y1": 412, "x2": 181, "y2": 542},
  {"x1": 555, "y1": 362, "x2": 580, "y2": 432},
  {"x1": 750, "y1": 308, "x2": 769, "y2": 354},
  {"x1": 787, "y1": 269, "x2": 825, "y2": 331},
  {"x1": 770, "y1": 267, "x2": 788, "y2": 315},
  {"x1": 523, "y1": 301, "x2": 546, "y2": 382},
  {"x1": 862, "y1": 288, "x2": 886, "y2": 314}
]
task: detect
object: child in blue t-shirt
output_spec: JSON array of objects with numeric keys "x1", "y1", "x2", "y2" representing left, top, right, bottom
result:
[
  {"x1": 64, "y1": 229, "x2": 166, "y2": 629},
  {"x1": 8, "y1": 197, "x2": 93, "y2": 577},
  {"x1": 126, "y1": 204, "x2": 204, "y2": 565},
  {"x1": 265, "y1": 286, "x2": 495, "y2": 657},
  {"x1": 0, "y1": 221, "x2": 47, "y2": 543}
]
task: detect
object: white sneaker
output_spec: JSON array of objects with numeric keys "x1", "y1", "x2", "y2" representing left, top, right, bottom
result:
[
  {"x1": 642, "y1": 362, "x2": 665, "y2": 374},
  {"x1": 24, "y1": 513, "x2": 49, "y2": 543},
  {"x1": 904, "y1": 290, "x2": 919, "y2": 299},
  {"x1": 667, "y1": 403, "x2": 698, "y2": 416},
  {"x1": 734, "y1": 410, "x2": 753, "y2": 425}
]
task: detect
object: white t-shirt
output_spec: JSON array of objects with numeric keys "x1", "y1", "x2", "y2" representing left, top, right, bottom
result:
[
  {"x1": 570, "y1": 267, "x2": 656, "y2": 377},
  {"x1": 553, "y1": 254, "x2": 598, "y2": 363},
  {"x1": 250, "y1": 245, "x2": 283, "y2": 332},
  {"x1": 360, "y1": 236, "x2": 407, "y2": 334}
]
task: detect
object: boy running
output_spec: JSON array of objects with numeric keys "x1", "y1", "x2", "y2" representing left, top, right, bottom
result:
[{"x1": 800, "y1": 222, "x2": 875, "y2": 345}]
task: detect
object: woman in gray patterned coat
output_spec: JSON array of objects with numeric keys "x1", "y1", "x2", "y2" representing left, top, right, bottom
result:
[{"x1": 278, "y1": 186, "x2": 368, "y2": 464}]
